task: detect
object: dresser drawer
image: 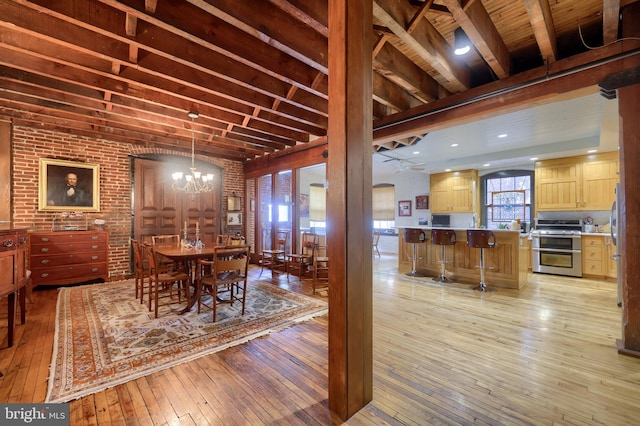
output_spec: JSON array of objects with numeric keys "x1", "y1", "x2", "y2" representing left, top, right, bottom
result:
[
  {"x1": 30, "y1": 241, "x2": 107, "y2": 255},
  {"x1": 31, "y1": 232, "x2": 107, "y2": 244},
  {"x1": 31, "y1": 262, "x2": 108, "y2": 285},
  {"x1": 31, "y1": 251, "x2": 107, "y2": 267}
]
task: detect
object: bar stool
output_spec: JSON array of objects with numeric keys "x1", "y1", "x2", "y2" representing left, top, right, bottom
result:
[
  {"x1": 431, "y1": 229, "x2": 456, "y2": 283},
  {"x1": 467, "y1": 229, "x2": 497, "y2": 292},
  {"x1": 404, "y1": 228, "x2": 427, "y2": 277}
]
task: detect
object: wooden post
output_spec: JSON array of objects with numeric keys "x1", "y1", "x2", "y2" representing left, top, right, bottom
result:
[
  {"x1": 327, "y1": 0, "x2": 373, "y2": 420},
  {"x1": 618, "y1": 1, "x2": 640, "y2": 356}
]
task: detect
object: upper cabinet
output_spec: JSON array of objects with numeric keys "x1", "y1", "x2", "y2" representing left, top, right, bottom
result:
[
  {"x1": 535, "y1": 152, "x2": 619, "y2": 211},
  {"x1": 430, "y1": 170, "x2": 478, "y2": 213}
]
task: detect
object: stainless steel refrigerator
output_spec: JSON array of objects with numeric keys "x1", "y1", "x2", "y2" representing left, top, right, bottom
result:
[{"x1": 610, "y1": 183, "x2": 622, "y2": 307}]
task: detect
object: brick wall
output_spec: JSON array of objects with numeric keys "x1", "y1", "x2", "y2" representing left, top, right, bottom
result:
[{"x1": 11, "y1": 126, "x2": 244, "y2": 281}]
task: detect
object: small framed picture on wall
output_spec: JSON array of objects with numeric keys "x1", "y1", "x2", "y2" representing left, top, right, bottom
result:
[{"x1": 398, "y1": 200, "x2": 411, "y2": 217}]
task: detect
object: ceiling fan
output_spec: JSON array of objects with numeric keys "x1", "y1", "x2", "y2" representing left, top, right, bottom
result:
[{"x1": 377, "y1": 152, "x2": 426, "y2": 173}]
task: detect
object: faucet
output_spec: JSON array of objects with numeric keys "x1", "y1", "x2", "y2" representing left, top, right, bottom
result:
[{"x1": 471, "y1": 213, "x2": 477, "y2": 228}]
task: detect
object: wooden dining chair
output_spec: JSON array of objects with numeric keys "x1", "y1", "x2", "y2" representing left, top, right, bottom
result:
[
  {"x1": 286, "y1": 232, "x2": 317, "y2": 280},
  {"x1": 372, "y1": 231, "x2": 381, "y2": 257},
  {"x1": 151, "y1": 234, "x2": 180, "y2": 246},
  {"x1": 261, "y1": 230, "x2": 288, "y2": 275},
  {"x1": 131, "y1": 239, "x2": 150, "y2": 304},
  {"x1": 312, "y1": 245, "x2": 329, "y2": 294},
  {"x1": 142, "y1": 243, "x2": 191, "y2": 317},
  {"x1": 151, "y1": 234, "x2": 181, "y2": 269},
  {"x1": 216, "y1": 234, "x2": 231, "y2": 246},
  {"x1": 196, "y1": 245, "x2": 250, "y2": 322}
]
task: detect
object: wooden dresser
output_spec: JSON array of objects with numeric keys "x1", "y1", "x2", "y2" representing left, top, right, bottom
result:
[
  {"x1": 29, "y1": 230, "x2": 109, "y2": 287},
  {"x1": 0, "y1": 227, "x2": 28, "y2": 347}
]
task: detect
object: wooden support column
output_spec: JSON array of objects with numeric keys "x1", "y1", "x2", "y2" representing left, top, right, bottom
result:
[
  {"x1": 327, "y1": 0, "x2": 373, "y2": 420},
  {"x1": 617, "y1": 1, "x2": 640, "y2": 356}
]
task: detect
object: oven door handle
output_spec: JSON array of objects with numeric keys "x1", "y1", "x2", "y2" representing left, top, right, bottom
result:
[{"x1": 532, "y1": 247, "x2": 581, "y2": 254}]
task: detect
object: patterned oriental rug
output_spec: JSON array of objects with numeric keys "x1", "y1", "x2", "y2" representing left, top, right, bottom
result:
[{"x1": 46, "y1": 279, "x2": 328, "y2": 403}]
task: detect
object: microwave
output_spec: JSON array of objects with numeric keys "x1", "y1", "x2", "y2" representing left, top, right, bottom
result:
[{"x1": 431, "y1": 214, "x2": 450, "y2": 227}]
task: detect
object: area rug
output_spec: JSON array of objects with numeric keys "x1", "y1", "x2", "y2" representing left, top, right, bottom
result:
[{"x1": 45, "y1": 279, "x2": 328, "y2": 403}]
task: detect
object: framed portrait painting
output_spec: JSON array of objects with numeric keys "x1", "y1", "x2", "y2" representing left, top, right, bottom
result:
[
  {"x1": 398, "y1": 200, "x2": 412, "y2": 217},
  {"x1": 38, "y1": 158, "x2": 100, "y2": 212}
]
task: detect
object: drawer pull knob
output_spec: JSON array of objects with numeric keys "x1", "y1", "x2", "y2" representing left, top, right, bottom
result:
[
  {"x1": 92, "y1": 235, "x2": 98, "y2": 240},
  {"x1": 92, "y1": 245, "x2": 98, "y2": 249},
  {"x1": 41, "y1": 248, "x2": 49, "y2": 253},
  {"x1": 92, "y1": 256, "x2": 98, "y2": 260},
  {"x1": 91, "y1": 268, "x2": 98, "y2": 272},
  {"x1": 41, "y1": 273, "x2": 49, "y2": 278},
  {"x1": 41, "y1": 260, "x2": 49, "y2": 264},
  {"x1": 41, "y1": 237, "x2": 49, "y2": 242}
]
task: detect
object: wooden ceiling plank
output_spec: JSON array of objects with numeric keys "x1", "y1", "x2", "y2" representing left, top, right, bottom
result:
[
  {"x1": 523, "y1": 0, "x2": 558, "y2": 64},
  {"x1": 0, "y1": 48, "x2": 297, "y2": 150},
  {"x1": 603, "y1": 0, "x2": 621, "y2": 45},
  {"x1": 441, "y1": 0, "x2": 512, "y2": 79},
  {"x1": 1, "y1": 4, "x2": 329, "y2": 127},
  {"x1": 0, "y1": 33, "x2": 313, "y2": 142},
  {"x1": 186, "y1": 0, "x2": 328, "y2": 71},
  {"x1": 373, "y1": 0, "x2": 470, "y2": 92},
  {"x1": 268, "y1": 0, "x2": 328, "y2": 36},
  {"x1": 2, "y1": 103, "x2": 258, "y2": 160},
  {"x1": 98, "y1": 0, "x2": 327, "y2": 91}
]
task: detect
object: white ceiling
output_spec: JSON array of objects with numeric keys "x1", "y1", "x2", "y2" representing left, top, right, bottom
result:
[{"x1": 372, "y1": 92, "x2": 620, "y2": 176}]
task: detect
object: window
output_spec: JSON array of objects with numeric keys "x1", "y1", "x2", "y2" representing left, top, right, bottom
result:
[
  {"x1": 373, "y1": 184, "x2": 395, "y2": 230},
  {"x1": 480, "y1": 171, "x2": 533, "y2": 230},
  {"x1": 268, "y1": 204, "x2": 289, "y2": 223},
  {"x1": 309, "y1": 183, "x2": 326, "y2": 229}
]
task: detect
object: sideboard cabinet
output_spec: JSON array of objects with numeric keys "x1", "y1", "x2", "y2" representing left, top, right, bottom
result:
[
  {"x1": 0, "y1": 228, "x2": 28, "y2": 347},
  {"x1": 29, "y1": 230, "x2": 108, "y2": 287}
]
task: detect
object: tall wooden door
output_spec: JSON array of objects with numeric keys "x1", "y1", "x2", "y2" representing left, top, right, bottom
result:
[{"x1": 133, "y1": 157, "x2": 221, "y2": 246}]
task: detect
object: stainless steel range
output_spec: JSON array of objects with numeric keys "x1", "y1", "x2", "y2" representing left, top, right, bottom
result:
[{"x1": 531, "y1": 218, "x2": 583, "y2": 278}]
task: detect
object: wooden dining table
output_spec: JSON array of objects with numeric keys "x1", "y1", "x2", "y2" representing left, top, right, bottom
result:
[{"x1": 153, "y1": 243, "x2": 249, "y2": 314}]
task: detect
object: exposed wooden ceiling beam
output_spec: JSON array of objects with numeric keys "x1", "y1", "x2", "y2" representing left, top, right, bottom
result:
[
  {"x1": 373, "y1": 0, "x2": 471, "y2": 92},
  {"x1": 603, "y1": 0, "x2": 622, "y2": 45},
  {"x1": 441, "y1": 0, "x2": 511, "y2": 79},
  {"x1": 523, "y1": 0, "x2": 558, "y2": 64}
]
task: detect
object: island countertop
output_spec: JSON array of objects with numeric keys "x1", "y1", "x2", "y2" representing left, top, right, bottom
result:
[{"x1": 397, "y1": 227, "x2": 528, "y2": 289}]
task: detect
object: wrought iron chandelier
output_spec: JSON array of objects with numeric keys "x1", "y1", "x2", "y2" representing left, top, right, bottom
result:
[{"x1": 172, "y1": 112, "x2": 214, "y2": 194}]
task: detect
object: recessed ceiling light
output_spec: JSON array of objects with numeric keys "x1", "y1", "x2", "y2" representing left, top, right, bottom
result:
[
  {"x1": 413, "y1": 151, "x2": 420, "y2": 155},
  {"x1": 530, "y1": 157, "x2": 538, "y2": 161},
  {"x1": 498, "y1": 133, "x2": 508, "y2": 138},
  {"x1": 451, "y1": 143, "x2": 459, "y2": 147},
  {"x1": 445, "y1": 168, "x2": 452, "y2": 172},
  {"x1": 483, "y1": 163, "x2": 491, "y2": 167},
  {"x1": 587, "y1": 149, "x2": 598, "y2": 153}
]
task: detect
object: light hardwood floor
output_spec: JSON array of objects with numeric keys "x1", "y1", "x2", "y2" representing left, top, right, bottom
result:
[{"x1": 2, "y1": 254, "x2": 640, "y2": 425}]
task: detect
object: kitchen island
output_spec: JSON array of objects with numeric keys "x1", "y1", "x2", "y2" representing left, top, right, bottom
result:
[{"x1": 398, "y1": 226, "x2": 529, "y2": 289}]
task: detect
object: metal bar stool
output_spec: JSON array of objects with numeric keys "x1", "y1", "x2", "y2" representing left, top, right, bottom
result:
[
  {"x1": 466, "y1": 229, "x2": 497, "y2": 292},
  {"x1": 404, "y1": 228, "x2": 427, "y2": 277},
  {"x1": 431, "y1": 229, "x2": 456, "y2": 282}
]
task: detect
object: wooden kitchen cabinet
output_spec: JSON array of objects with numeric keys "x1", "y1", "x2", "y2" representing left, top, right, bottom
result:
[
  {"x1": 29, "y1": 230, "x2": 108, "y2": 287},
  {"x1": 430, "y1": 169, "x2": 478, "y2": 213},
  {"x1": 605, "y1": 236, "x2": 618, "y2": 279},
  {"x1": 582, "y1": 235, "x2": 604, "y2": 277},
  {"x1": 535, "y1": 152, "x2": 619, "y2": 212}
]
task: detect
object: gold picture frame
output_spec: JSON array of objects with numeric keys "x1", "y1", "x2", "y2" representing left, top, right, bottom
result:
[{"x1": 38, "y1": 158, "x2": 100, "y2": 212}]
